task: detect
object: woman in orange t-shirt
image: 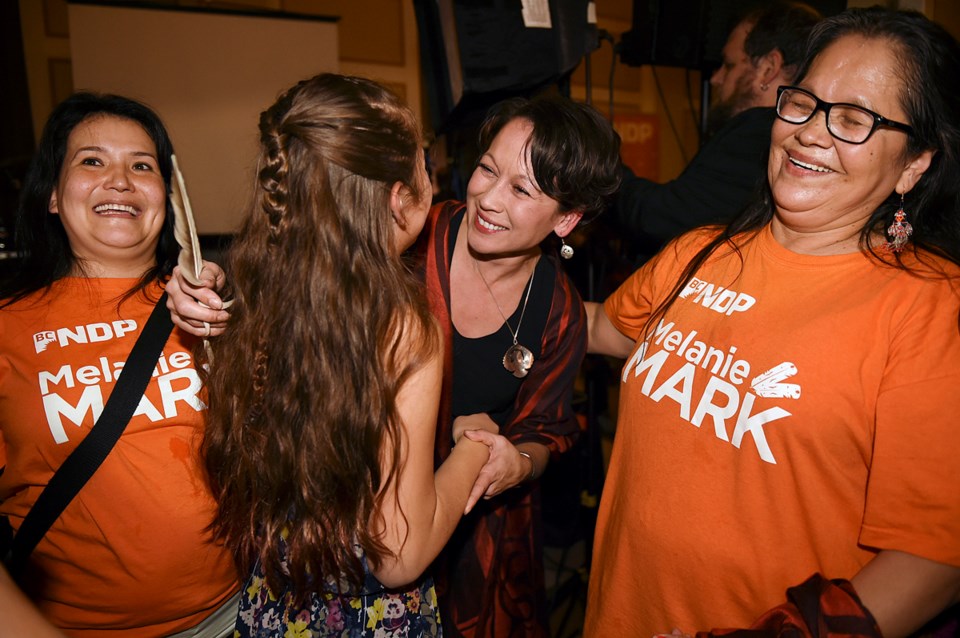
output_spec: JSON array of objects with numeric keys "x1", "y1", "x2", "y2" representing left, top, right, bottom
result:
[
  {"x1": 0, "y1": 92, "x2": 238, "y2": 637},
  {"x1": 585, "y1": 7, "x2": 960, "y2": 638}
]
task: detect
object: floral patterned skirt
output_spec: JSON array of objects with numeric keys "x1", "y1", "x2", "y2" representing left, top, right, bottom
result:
[{"x1": 234, "y1": 564, "x2": 442, "y2": 638}]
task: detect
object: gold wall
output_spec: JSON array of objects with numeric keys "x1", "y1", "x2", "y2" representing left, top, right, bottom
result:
[{"x1": 17, "y1": 0, "x2": 960, "y2": 184}]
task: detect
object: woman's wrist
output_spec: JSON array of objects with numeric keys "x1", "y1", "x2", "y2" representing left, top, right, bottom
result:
[{"x1": 518, "y1": 451, "x2": 537, "y2": 481}]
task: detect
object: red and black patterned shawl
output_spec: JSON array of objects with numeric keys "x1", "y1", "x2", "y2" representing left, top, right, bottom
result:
[{"x1": 416, "y1": 200, "x2": 587, "y2": 637}]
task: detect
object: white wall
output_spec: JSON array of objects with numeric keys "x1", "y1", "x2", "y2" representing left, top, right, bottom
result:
[{"x1": 68, "y1": 3, "x2": 339, "y2": 233}]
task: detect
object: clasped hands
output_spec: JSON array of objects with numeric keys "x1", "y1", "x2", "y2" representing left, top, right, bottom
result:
[
  {"x1": 453, "y1": 413, "x2": 539, "y2": 514},
  {"x1": 167, "y1": 265, "x2": 539, "y2": 517}
]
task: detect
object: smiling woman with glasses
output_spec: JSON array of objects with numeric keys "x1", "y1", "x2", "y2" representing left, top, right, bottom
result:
[
  {"x1": 775, "y1": 84, "x2": 914, "y2": 143},
  {"x1": 584, "y1": 6, "x2": 960, "y2": 638}
]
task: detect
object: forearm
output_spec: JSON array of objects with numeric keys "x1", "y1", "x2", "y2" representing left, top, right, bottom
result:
[
  {"x1": 433, "y1": 437, "x2": 493, "y2": 519},
  {"x1": 372, "y1": 437, "x2": 489, "y2": 587},
  {"x1": 586, "y1": 301, "x2": 635, "y2": 357},
  {"x1": 695, "y1": 552, "x2": 960, "y2": 638},
  {"x1": 452, "y1": 412, "x2": 498, "y2": 444},
  {"x1": 852, "y1": 550, "x2": 960, "y2": 638},
  {"x1": 0, "y1": 566, "x2": 66, "y2": 638}
]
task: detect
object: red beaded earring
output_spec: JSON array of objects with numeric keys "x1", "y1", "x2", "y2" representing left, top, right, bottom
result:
[{"x1": 885, "y1": 192, "x2": 913, "y2": 252}]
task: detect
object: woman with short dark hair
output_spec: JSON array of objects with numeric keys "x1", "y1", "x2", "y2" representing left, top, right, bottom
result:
[{"x1": 421, "y1": 94, "x2": 620, "y2": 637}]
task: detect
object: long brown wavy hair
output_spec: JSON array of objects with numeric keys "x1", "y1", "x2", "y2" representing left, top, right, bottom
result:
[{"x1": 201, "y1": 74, "x2": 436, "y2": 599}]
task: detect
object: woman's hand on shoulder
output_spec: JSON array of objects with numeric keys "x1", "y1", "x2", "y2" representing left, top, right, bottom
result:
[{"x1": 167, "y1": 261, "x2": 231, "y2": 337}]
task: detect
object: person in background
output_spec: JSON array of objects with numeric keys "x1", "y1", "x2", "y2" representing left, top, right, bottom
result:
[
  {"x1": 613, "y1": 1, "x2": 822, "y2": 256},
  {"x1": 167, "y1": 93, "x2": 622, "y2": 637},
  {"x1": 0, "y1": 93, "x2": 238, "y2": 636},
  {"x1": 585, "y1": 7, "x2": 960, "y2": 637},
  {"x1": 200, "y1": 73, "x2": 494, "y2": 637}
]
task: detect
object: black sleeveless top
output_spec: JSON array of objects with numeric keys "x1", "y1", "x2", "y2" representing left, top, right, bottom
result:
[{"x1": 448, "y1": 209, "x2": 556, "y2": 426}]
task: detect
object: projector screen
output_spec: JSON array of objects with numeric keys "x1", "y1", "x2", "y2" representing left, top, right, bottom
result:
[{"x1": 68, "y1": 2, "x2": 339, "y2": 233}]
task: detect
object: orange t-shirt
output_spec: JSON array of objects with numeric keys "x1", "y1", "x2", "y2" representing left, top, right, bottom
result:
[
  {"x1": 584, "y1": 226, "x2": 960, "y2": 636},
  {"x1": 0, "y1": 278, "x2": 238, "y2": 636}
]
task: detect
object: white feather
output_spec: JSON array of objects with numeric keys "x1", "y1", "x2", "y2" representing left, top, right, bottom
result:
[{"x1": 170, "y1": 154, "x2": 204, "y2": 286}]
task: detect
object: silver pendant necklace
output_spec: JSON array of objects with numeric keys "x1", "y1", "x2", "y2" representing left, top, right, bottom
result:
[{"x1": 473, "y1": 257, "x2": 537, "y2": 378}]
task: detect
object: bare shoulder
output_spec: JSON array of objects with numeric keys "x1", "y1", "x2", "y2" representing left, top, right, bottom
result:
[{"x1": 389, "y1": 308, "x2": 443, "y2": 375}]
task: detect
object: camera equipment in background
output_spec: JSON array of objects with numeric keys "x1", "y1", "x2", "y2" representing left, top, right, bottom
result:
[
  {"x1": 413, "y1": 0, "x2": 597, "y2": 135},
  {"x1": 620, "y1": 0, "x2": 847, "y2": 71}
]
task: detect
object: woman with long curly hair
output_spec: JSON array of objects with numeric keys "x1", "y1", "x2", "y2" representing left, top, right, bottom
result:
[
  {"x1": 173, "y1": 93, "x2": 623, "y2": 637},
  {"x1": 201, "y1": 74, "x2": 493, "y2": 636}
]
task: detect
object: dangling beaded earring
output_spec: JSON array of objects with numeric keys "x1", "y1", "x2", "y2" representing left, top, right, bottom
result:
[
  {"x1": 885, "y1": 192, "x2": 913, "y2": 253},
  {"x1": 559, "y1": 236, "x2": 574, "y2": 260}
]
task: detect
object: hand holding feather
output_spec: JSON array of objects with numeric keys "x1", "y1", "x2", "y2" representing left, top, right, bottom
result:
[{"x1": 169, "y1": 155, "x2": 232, "y2": 356}]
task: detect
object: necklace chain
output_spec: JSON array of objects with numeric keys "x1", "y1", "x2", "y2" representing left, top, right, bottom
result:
[{"x1": 473, "y1": 257, "x2": 536, "y2": 346}]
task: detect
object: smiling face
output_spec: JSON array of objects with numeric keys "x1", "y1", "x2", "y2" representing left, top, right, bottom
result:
[
  {"x1": 464, "y1": 117, "x2": 580, "y2": 259},
  {"x1": 49, "y1": 115, "x2": 167, "y2": 277},
  {"x1": 767, "y1": 35, "x2": 932, "y2": 250}
]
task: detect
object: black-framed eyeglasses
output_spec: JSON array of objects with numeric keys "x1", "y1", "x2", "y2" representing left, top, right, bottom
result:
[{"x1": 775, "y1": 85, "x2": 914, "y2": 144}]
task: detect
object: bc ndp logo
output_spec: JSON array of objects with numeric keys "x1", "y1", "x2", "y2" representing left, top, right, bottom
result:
[
  {"x1": 680, "y1": 277, "x2": 756, "y2": 316},
  {"x1": 34, "y1": 331, "x2": 57, "y2": 353},
  {"x1": 33, "y1": 320, "x2": 138, "y2": 354}
]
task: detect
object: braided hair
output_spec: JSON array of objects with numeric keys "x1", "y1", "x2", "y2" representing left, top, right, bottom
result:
[{"x1": 202, "y1": 74, "x2": 436, "y2": 599}]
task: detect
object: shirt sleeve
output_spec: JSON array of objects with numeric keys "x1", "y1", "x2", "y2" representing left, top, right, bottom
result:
[
  {"x1": 860, "y1": 277, "x2": 960, "y2": 567},
  {"x1": 604, "y1": 228, "x2": 719, "y2": 341}
]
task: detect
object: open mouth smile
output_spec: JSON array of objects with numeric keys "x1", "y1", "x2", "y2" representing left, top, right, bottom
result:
[
  {"x1": 788, "y1": 157, "x2": 834, "y2": 173},
  {"x1": 94, "y1": 203, "x2": 140, "y2": 216},
  {"x1": 477, "y1": 214, "x2": 507, "y2": 232}
]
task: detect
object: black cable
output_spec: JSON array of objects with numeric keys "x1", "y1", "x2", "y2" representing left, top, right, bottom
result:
[{"x1": 598, "y1": 29, "x2": 617, "y2": 123}]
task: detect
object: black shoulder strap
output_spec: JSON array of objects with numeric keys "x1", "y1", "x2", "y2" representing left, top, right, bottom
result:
[{"x1": 4, "y1": 292, "x2": 175, "y2": 580}]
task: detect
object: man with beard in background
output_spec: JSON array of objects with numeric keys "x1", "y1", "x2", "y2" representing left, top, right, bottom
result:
[{"x1": 612, "y1": 1, "x2": 821, "y2": 261}]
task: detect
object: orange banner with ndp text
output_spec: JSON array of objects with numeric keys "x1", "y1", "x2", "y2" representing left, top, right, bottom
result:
[{"x1": 614, "y1": 114, "x2": 659, "y2": 181}]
